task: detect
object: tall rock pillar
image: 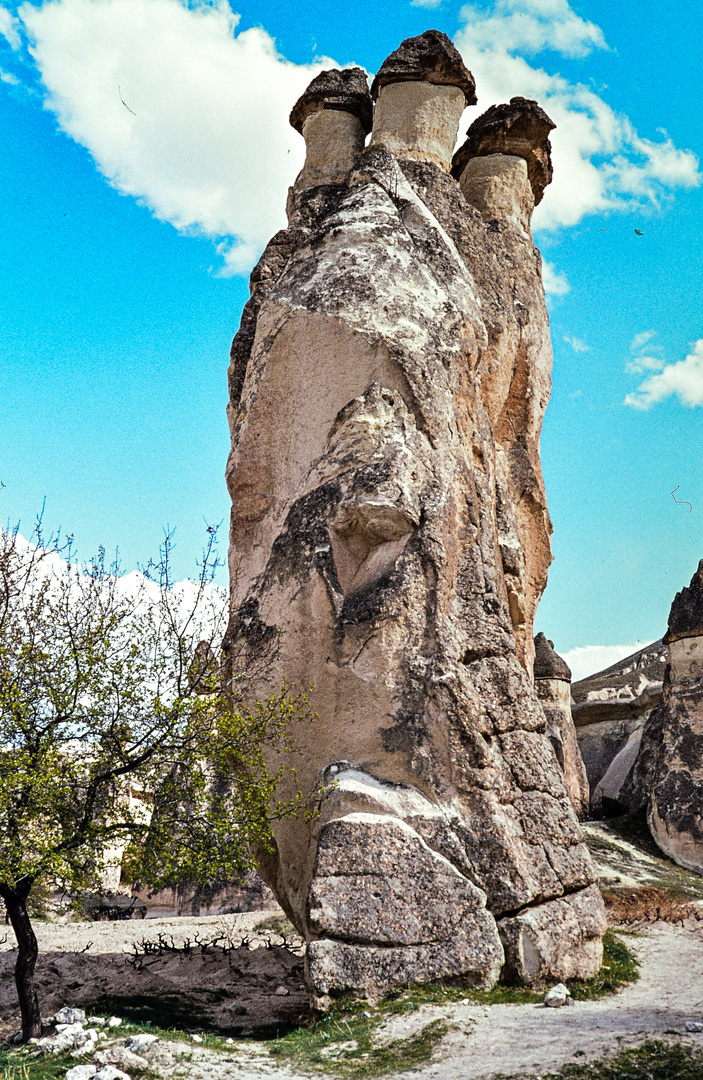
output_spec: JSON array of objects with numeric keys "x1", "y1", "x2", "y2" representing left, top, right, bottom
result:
[
  {"x1": 225, "y1": 32, "x2": 605, "y2": 1004},
  {"x1": 533, "y1": 633, "x2": 590, "y2": 819},
  {"x1": 628, "y1": 561, "x2": 703, "y2": 872}
]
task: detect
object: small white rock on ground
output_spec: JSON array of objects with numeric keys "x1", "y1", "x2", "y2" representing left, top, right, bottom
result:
[{"x1": 94, "y1": 1068, "x2": 130, "y2": 1080}]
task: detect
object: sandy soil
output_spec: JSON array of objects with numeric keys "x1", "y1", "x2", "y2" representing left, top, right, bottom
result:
[
  {"x1": 3, "y1": 912, "x2": 703, "y2": 1077},
  {"x1": 0, "y1": 911, "x2": 311, "y2": 1040}
]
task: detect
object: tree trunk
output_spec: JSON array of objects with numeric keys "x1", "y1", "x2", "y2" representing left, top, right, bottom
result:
[{"x1": 0, "y1": 879, "x2": 41, "y2": 1041}]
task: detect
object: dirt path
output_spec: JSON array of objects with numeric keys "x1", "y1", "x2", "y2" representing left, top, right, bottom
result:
[
  {"x1": 3, "y1": 917, "x2": 703, "y2": 1077},
  {"x1": 396, "y1": 924, "x2": 703, "y2": 1079}
]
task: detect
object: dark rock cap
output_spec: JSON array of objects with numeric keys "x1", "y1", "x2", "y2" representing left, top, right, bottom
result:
[
  {"x1": 667, "y1": 559, "x2": 703, "y2": 641},
  {"x1": 370, "y1": 29, "x2": 476, "y2": 105},
  {"x1": 451, "y1": 97, "x2": 555, "y2": 205},
  {"x1": 290, "y1": 67, "x2": 373, "y2": 135},
  {"x1": 534, "y1": 632, "x2": 571, "y2": 682}
]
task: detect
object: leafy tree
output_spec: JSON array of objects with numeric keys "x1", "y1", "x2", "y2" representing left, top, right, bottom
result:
[{"x1": 0, "y1": 519, "x2": 304, "y2": 1042}]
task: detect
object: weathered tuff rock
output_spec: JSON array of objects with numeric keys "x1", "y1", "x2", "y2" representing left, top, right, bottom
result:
[
  {"x1": 572, "y1": 640, "x2": 665, "y2": 815},
  {"x1": 225, "y1": 32, "x2": 605, "y2": 1002},
  {"x1": 289, "y1": 67, "x2": 373, "y2": 135},
  {"x1": 370, "y1": 29, "x2": 476, "y2": 104},
  {"x1": 452, "y1": 97, "x2": 555, "y2": 206},
  {"x1": 370, "y1": 31, "x2": 475, "y2": 172},
  {"x1": 289, "y1": 69, "x2": 373, "y2": 196},
  {"x1": 533, "y1": 633, "x2": 589, "y2": 819},
  {"x1": 626, "y1": 562, "x2": 703, "y2": 872}
]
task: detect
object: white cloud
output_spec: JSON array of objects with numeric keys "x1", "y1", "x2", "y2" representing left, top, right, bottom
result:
[
  {"x1": 0, "y1": 5, "x2": 21, "y2": 49},
  {"x1": 559, "y1": 641, "x2": 655, "y2": 683},
  {"x1": 625, "y1": 339, "x2": 703, "y2": 410},
  {"x1": 541, "y1": 260, "x2": 569, "y2": 296},
  {"x1": 8, "y1": 0, "x2": 701, "y2": 279},
  {"x1": 458, "y1": 0, "x2": 606, "y2": 59},
  {"x1": 17, "y1": 0, "x2": 331, "y2": 275},
  {"x1": 630, "y1": 329, "x2": 657, "y2": 351},
  {"x1": 453, "y1": 1, "x2": 701, "y2": 234},
  {"x1": 625, "y1": 355, "x2": 665, "y2": 375},
  {"x1": 411, "y1": 0, "x2": 443, "y2": 8},
  {"x1": 563, "y1": 334, "x2": 587, "y2": 352}
]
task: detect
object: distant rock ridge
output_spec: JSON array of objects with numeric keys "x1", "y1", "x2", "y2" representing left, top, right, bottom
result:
[
  {"x1": 625, "y1": 561, "x2": 703, "y2": 872},
  {"x1": 225, "y1": 29, "x2": 605, "y2": 1004},
  {"x1": 572, "y1": 641, "x2": 666, "y2": 817}
]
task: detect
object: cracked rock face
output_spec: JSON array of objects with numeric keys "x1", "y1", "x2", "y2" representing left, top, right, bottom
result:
[
  {"x1": 225, "y1": 32, "x2": 605, "y2": 1003},
  {"x1": 628, "y1": 561, "x2": 703, "y2": 873}
]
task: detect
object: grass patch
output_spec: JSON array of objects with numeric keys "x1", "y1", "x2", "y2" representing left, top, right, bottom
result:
[
  {"x1": 270, "y1": 1008, "x2": 448, "y2": 1078},
  {"x1": 567, "y1": 929, "x2": 639, "y2": 1001},
  {"x1": 504, "y1": 1039, "x2": 703, "y2": 1079},
  {"x1": 0, "y1": 1047, "x2": 68, "y2": 1080},
  {"x1": 269, "y1": 931, "x2": 639, "y2": 1077}
]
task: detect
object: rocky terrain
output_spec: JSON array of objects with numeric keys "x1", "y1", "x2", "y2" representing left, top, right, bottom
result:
[
  {"x1": 625, "y1": 561, "x2": 703, "y2": 872},
  {"x1": 573, "y1": 640, "x2": 666, "y2": 816},
  {"x1": 224, "y1": 29, "x2": 605, "y2": 1003}
]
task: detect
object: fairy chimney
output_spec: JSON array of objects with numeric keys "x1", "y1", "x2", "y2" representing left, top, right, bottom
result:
[
  {"x1": 533, "y1": 633, "x2": 590, "y2": 818},
  {"x1": 628, "y1": 561, "x2": 703, "y2": 872},
  {"x1": 225, "y1": 31, "x2": 605, "y2": 1005},
  {"x1": 289, "y1": 67, "x2": 373, "y2": 194},
  {"x1": 370, "y1": 29, "x2": 476, "y2": 170}
]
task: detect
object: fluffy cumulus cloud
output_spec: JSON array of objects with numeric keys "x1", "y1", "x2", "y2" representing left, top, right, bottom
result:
[
  {"x1": 3, "y1": 0, "x2": 701, "y2": 275},
  {"x1": 625, "y1": 339, "x2": 703, "y2": 410},
  {"x1": 14, "y1": 0, "x2": 329, "y2": 274},
  {"x1": 453, "y1": 0, "x2": 701, "y2": 233},
  {"x1": 0, "y1": 4, "x2": 20, "y2": 48},
  {"x1": 558, "y1": 641, "x2": 654, "y2": 682}
]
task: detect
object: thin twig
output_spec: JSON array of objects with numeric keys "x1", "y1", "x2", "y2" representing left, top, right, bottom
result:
[{"x1": 671, "y1": 485, "x2": 693, "y2": 513}]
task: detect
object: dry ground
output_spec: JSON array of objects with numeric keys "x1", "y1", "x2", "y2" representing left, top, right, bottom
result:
[
  {"x1": 3, "y1": 823, "x2": 703, "y2": 1079},
  {"x1": 0, "y1": 912, "x2": 311, "y2": 1040},
  {"x1": 2, "y1": 917, "x2": 703, "y2": 1078}
]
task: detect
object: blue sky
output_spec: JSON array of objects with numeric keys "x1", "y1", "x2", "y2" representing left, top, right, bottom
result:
[{"x1": 1, "y1": 0, "x2": 702, "y2": 672}]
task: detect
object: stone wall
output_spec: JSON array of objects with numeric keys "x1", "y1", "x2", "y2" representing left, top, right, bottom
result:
[{"x1": 224, "y1": 31, "x2": 606, "y2": 1003}]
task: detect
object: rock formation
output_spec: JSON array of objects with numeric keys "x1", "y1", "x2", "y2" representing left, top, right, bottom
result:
[
  {"x1": 626, "y1": 562, "x2": 703, "y2": 872},
  {"x1": 225, "y1": 31, "x2": 606, "y2": 1004},
  {"x1": 572, "y1": 641, "x2": 665, "y2": 816},
  {"x1": 533, "y1": 633, "x2": 589, "y2": 818}
]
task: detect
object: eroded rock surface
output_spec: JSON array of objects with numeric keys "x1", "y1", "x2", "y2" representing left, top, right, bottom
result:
[
  {"x1": 627, "y1": 562, "x2": 703, "y2": 872},
  {"x1": 572, "y1": 640, "x2": 665, "y2": 815},
  {"x1": 533, "y1": 633, "x2": 589, "y2": 818},
  {"x1": 225, "y1": 31, "x2": 605, "y2": 1002}
]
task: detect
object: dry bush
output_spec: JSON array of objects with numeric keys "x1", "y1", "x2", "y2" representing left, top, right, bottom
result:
[{"x1": 603, "y1": 885, "x2": 703, "y2": 926}]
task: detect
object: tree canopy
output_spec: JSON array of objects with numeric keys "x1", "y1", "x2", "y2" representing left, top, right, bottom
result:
[{"x1": 0, "y1": 519, "x2": 306, "y2": 1040}]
